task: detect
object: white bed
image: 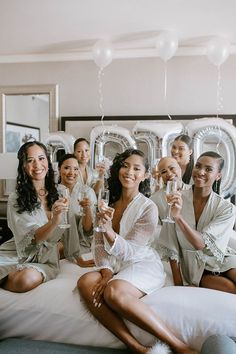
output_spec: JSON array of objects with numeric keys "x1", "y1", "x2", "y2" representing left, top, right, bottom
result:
[{"x1": 0, "y1": 253, "x2": 236, "y2": 352}]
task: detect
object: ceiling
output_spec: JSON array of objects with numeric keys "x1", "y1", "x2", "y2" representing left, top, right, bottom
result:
[{"x1": 1, "y1": 0, "x2": 236, "y2": 63}]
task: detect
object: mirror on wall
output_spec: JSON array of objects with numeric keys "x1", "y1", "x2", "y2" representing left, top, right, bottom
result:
[
  {"x1": 0, "y1": 84, "x2": 59, "y2": 201},
  {"x1": 0, "y1": 84, "x2": 59, "y2": 153}
]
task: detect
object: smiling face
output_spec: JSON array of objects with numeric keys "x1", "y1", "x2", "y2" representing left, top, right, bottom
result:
[
  {"x1": 59, "y1": 157, "x2": 79, "y2": 188},
  {"x1": 171, "y1": 139, "x2": 192, "y2": 167},
  {"x1": 118, "y1": 154, "x2": 147, "y2": 192},
  {"x1": 192, "y1": 155, "x2": 221, "y2": 189},
  {"x1": 23, "y1": 144, "x2": 49, "y2": 181},
  {"x1": 158, "y1": 157, "x2": 182, "y2": 184},
  {"x1": 74, "y1": 140, "x2": 90, "y2": 165}
]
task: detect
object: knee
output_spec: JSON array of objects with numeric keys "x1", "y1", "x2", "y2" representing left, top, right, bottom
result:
[
  {"x1": 77, "y1": 273, "x2": 94, "y2": 299},
  {"x1": 14, "y1": 268, "x2": 43, "y2": 292},
  {"x1": 104, "y1": 282, "x2": 125, "y2": 308}
]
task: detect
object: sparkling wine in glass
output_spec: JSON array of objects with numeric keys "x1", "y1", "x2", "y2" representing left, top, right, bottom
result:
[
  {"x1": 162, "y1": 180, "x2": 177, "y2": 224},
  {"x1": 77, "y1": 187, "x2": 88, "y2": 216},
  {"x1": 57, "y1": 185, "x2": 70, "y2": 229},
  {"x1": 94, "y1": 188, "x2": 110, "y2": 232}
]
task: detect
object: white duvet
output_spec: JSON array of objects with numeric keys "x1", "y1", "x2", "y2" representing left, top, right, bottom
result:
[{"x1": 0, "y1": 257, "x2": 236, "y2": 352}]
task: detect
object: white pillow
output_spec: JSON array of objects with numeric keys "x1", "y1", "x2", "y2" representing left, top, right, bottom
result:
[{"x1": 0, "y1": 259, "x2": 236, "y2": 352}]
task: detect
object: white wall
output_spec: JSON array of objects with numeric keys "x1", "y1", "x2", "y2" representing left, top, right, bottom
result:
[{"x1": 0, "y1": 54, "x2": 236, "y2": 128}]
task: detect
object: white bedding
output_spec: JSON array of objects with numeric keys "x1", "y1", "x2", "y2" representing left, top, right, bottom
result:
[{"x1": 0, "y1": 257, "x2": 236, "y2": 352}]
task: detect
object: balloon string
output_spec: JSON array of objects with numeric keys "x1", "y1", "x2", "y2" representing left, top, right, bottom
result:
[
  {"x1": 98, "y1": 68, "x2": 105, "y2": 126},
  {"x1": 164, "y1": 63, "x2": 172, "y2": 120},
  {"x1": 216, "y1": 65, "x2": 223, "y2": 118},
  {"x1": 216, "y1": 65, "x2": 223, "y2": 153}
]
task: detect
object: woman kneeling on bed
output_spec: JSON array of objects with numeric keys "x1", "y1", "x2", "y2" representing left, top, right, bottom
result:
[
  {"x1": 78, "y1": 149, "x2": 197, "y2": 354},
  {"x1": 158, "y1": 151, "x2": 236, "y2": 293}
]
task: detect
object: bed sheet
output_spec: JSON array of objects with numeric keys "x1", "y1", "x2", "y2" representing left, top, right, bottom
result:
[{"x1": 0, "y1": 259, "x2": 236, "y2": 352}]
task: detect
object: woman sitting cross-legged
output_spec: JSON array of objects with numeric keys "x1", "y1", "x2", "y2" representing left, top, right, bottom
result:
[
  {"x1": 0, "y1": 141, "x2": 68, "y2": 292},
  {"x1": 158, "y1": 151, "x2": 236, "y2": 293},
  {"x1": 78, "y1": 148, "x2": 197, "y2": 354}
]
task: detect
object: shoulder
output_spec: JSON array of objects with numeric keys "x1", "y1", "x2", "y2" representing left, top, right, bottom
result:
[
  {"x1": 7, "y1": 192, "x2": 18, "y2": 206},
  {"x1": 211, "y1": 191, "x2": 236, "y2": 214},
  {"x1": 136, "y1": 193, "x2": 158, "y2": 215},
  {"x1": 150, "y1": 188, "x2": 165, "y2": 204}
]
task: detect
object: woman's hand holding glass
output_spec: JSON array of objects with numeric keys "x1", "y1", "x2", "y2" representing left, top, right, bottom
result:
[
  {"x1": 78, "y1": 188, "x2": 90, "y2": 216},
  {"x1": 94, "y1": 189, "x2": 113, "y2": 232},
  {"x1": 162, "y1": 180, "x2": 178, "y2": 224}
]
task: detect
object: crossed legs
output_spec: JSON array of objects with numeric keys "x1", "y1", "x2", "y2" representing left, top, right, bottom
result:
[{"x1": 78, "y1": 271, "x2": 197, "y2": 354}]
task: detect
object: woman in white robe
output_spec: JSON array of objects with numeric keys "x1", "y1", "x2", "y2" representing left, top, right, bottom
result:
[
  {"x1": 158, "y1": 151, "x2": 236, "y2": 292},
  {"x1": 78, "y1": 149, "x2": 197, "y2": 354},
  {"x1": 0, "y1": 141, "x2": 67, "y2": 292},
  {"x1": 58, "y1": 153, "x2": 97, "y2": 267}
]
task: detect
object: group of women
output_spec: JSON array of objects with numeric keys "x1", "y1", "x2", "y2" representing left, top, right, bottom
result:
[{"x1": 0, "y1": 133, "x2": 236, "y2": 354}]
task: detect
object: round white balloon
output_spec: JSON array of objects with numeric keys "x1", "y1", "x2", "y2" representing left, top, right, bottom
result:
[
  {"x1": 155, "y1": 31, "x2": 178, "y2": 62},
  {"x1": 207, "y1": 37, "x2": 230, "y2": 66},
  {"x1": 92, "y1": 39, "x2": 113, "y2": 69}
]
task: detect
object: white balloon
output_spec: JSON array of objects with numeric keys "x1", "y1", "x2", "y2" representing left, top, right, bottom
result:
[
  {"x1": 155, "y1": 31, "x2": 178, "y2": 61},
  {"x1": 92, "y1": 39, "x2": 113, "y2": 69},
  {"x1": 207, "y1": 37, "x2": 230, "y2": 66}
]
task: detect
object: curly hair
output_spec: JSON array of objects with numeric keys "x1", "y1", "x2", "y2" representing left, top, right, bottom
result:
[
  {"x1": 16, "y1": 141, "x2": 58, "y2": 213},
  {"x1": 173, "y1": 134, "x2": 194, "y2": 184},
  {"x1": 197, "y1": 151, "x2": 224, "y2": 195},
  {"x1": 107, "y1": 149, "x2": 151, "y2": 204}
]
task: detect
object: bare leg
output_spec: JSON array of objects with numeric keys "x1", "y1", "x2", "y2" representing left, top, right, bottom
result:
[
  {"x1": 200, "y1": 271, "x2": 236, "y2": 294},
  {"x1": 78, "y1": 272, "x2": 147, "y2": 354},
  {"x1": 78, "y1": 273, "x2": 197, "y2": 354},
  {"x1": 104, "y1": 279, "x2": 197, "y2": 354},
  {"x1": 2, "y1": 268, "x2": 43, "y2": 292}
]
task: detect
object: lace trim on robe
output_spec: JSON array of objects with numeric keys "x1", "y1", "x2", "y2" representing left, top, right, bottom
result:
[
  {"x1": 17, "y1": 226, "x2": 41, "y2": 259},
  {"x1": 158, "y1": 244, "x2": 180, "y2": 263},
  {"x1": 93, "y1": 233, "x2": 114, "y2": 273},
  {"x1": 16, "y1": 264, "x2": 47, "y2": 282},
  {"x1": 202, "y1": 233, "x2": 224, "y2": 263}
]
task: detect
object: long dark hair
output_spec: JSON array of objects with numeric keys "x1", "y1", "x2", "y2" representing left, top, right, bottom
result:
[
  {"x1": 108, "y1": 149, "x2": 151, "y2": 204},
  {"x1": 58, "y1": 153, "x2": 78, "y2": 183},
  {"x1": 16, "y1": 141, "x2": 58, "y2": 213},
  {"x1": 196, "y1": 151, "x2": 224, "y2": 194},
  {"x1": 173, "y1": 134, "x2": 194, "y2": 184}
]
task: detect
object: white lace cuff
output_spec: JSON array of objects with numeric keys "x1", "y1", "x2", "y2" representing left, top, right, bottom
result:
[
  {"x1": 202, "y1": 233, "x2": 224, "y2": 263},
  {"x1": 158, "y1": 245, "x2": 180, "y2": 262}
]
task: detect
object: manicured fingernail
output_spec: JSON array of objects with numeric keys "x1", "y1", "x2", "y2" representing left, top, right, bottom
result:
[
  {"x1": 92, "y1": 291, "x2": 95, "y2": 296},
  {"x1": 98, "y1": 303, "x2": 101, "y2": 308}
]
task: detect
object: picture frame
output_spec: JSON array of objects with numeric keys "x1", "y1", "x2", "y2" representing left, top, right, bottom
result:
[
  {"x1": 6, "y1": 122, "x2": 40, "y2": 153},
  {"x1": 60, "y1": 114, "x2": 236, "y2": 140}
]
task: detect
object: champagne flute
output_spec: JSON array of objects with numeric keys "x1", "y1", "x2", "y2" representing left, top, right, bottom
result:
[
  {"x1": 94, "y1": 188, "x2": 110, "y2": 232},
  {"x1": 162, "y1": 180, "x2": 177, "y2": 224},
  {"x1": 57, "y1": 185, "x2": 70, "y2": 229},
  {"x1": 77, "y1": 187, "x2": 88, "y2": 216}
]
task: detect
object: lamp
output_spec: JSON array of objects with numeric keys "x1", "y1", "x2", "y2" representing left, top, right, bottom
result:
[{"x1": 0, "y1": 153, "x2": 18, "y2": 179}]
